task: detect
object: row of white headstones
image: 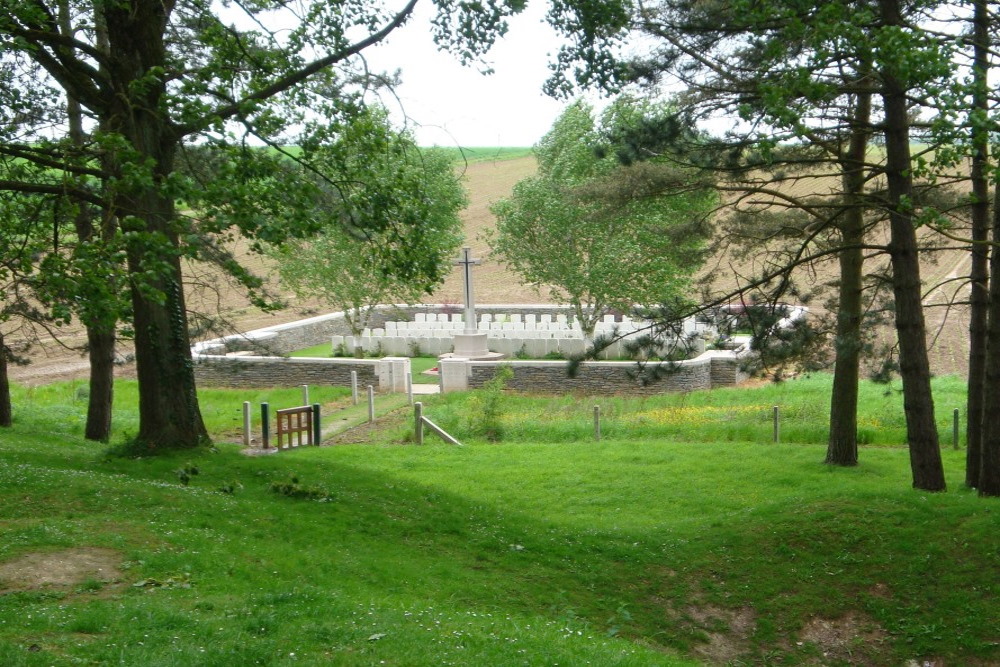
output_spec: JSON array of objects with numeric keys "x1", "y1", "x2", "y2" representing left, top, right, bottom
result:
[
  {"x1": 331, "y1": 248, "x2": 713, "y2": 357},
  {"x1": 331, "y1": 312, "x2": 712, "y2": 358}
]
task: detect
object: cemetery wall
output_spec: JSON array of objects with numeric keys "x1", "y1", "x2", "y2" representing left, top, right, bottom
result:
[
  {"x1": 192, "y1": 305, "x2": 753, "y2": 394},
  {"x1": 462, "y1": 353, "x2": 747, "y2": 395},
  {"x1": 193, "y1": 355, "x2": 378, "y2": 389}
]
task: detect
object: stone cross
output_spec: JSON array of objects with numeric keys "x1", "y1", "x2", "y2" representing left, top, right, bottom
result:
[{"x1": 453, "y1": 246, "x2": 481, "y2": 334}]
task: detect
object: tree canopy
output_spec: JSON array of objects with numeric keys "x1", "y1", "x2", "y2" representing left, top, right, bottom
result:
[
  {"x1": 270, "y1": 109, "x2": 466, "y2": 341},
  {"x1": 489, "y1": 99, "x2": 716, "y2": 340},
  {"x1": 0, "y1": 0, "x2": 630, "y2": 449}
]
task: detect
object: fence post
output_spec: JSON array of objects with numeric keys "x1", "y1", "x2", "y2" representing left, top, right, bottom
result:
[
  {"x1": 312, "y1": 403, "x2": 321, "y2": 445},
  {"x1": 953, "y1": 408, "x2": 960, "y2": 450},
  {"x1": 415, "y1": 401, "x2": 424, "y2": 445},
  {"x1": 301, "y1": 384, "x2": 309, "y2": 406},
  {"x1": 368, "y1": 385, "x2": 375, "y2": 424},
  {"x1": 261, "y1": 402, "x2": 270, "y2": 449},
  {"x1": 351, "y1": 371, "x2": 359, "y2": 405},
  {"x1": 773, "y1": 406, "x2": 780, "y2": 444},
  {"x1": 594, "y1": 405, "x2": 601, "y2": 441},
  {"x1": 406, "y1": 373, "x2": 414, "y2": 406},
  {"x1": 242, "y1": 401, "x2": 252, "y2": 447}
]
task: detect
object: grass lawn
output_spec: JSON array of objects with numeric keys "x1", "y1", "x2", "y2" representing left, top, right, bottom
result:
[
  {"x1": 410, "y1": 357, "x2": 439, "y2": 385},
  {"x1": 287, "y1": 345, "x2": 441, "y2": 386},
  {"x1": 287, "y1": 343, "x2": 334, "y2": 358},
  {"x1": 0, "y1": 374, "x2": 997, "y2": 665}
]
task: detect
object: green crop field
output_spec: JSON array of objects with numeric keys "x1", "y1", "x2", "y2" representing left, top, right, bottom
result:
[
  {"x1": 431, "y1": 146, "x2": 534, "y2": 163},
  {"x1": 0, "y1": 374, "x2": 997, "y2": 665}
]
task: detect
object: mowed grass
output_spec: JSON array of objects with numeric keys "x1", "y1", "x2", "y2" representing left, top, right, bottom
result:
[
  {"x1": 287, "y1": 345, "x2": 440, "y2": 384},
  {"x1": 9, "y1": 381, "x2": 353, "y2": 443},
  {"x1": 0, "y1": 374, "x2": 997, "y2": 665}
]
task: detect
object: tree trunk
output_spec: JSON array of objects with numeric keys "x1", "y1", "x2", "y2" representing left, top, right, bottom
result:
[
  {"x1": 84, "y1": 328, "x2": 115, "y2": 441},
  {"x1": 0, "y1": 334, "x2": 11, "y2": 428},
  {"x1": 827, "y1": 223, "x2": 863, "y2": 465},
  {"x1": 104, "y1": 0, "x2": 208, "y2": 450},
  {"x1": 69, "y1": 94, "x2": 116, "y2": 442},
  {"x1": 965, "y1": 0, "x2": 990, "y2": 488},
  {"x1": 826, "y1": 85, "x2": 872, "y2": 467},
  {"x1": 121, "y1": 176, "x2": 207, "y2": 449},
  {"x1": 61, "y1": 0, "x2": 117, "y2": 442},
  {"x1": 878, "y1": 0, "x2": 945, "y2": 491},
  {"x1": 979, "y1": 182, "x2": 1000, "y2": 496}
]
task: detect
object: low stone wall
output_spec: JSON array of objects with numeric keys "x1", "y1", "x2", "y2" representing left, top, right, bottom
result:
[
  {"x1": 192, "y1": 304, "x2": 757, "y2": 394},
  {"x1": 441, "y1": 350, "x2": 750, "y2": 396},
  {"x1": 193, "y1": 355, "x2": 379, "y2": 389}
]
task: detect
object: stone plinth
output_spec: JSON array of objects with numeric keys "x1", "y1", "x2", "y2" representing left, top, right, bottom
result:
[
  {"x1": 443, "y1": 333, "x2": 504, "y2": 361},
  {"x1": 439, "y1": 357, "x2": 470, "y2": 392}
]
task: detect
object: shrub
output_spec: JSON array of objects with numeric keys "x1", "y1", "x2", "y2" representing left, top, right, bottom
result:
[{"x1": 468, "y1": 365, "x2": 514, "y2": 442}]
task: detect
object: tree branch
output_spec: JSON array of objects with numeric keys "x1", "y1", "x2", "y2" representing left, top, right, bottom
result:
[{"x1": 181, "y1": 0, "x2": 419, "y2": 136}]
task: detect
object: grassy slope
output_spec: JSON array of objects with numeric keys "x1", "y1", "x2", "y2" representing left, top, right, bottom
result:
[{"x1": 1, "y1": 375, "x2": 998, "y2": 665}]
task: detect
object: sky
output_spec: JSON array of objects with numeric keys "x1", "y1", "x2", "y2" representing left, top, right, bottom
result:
[{"x1": 363, "y1": 2, "x2": 586, "y2": 148}]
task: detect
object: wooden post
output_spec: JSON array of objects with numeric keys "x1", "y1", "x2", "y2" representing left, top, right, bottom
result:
[
  {"x1": 261, "y1": 402, "x2": 270, "y2": 449},
  {"x1": 773, "y1": 406, "x2": 780, "y2": 444},
  {"x1": 415, "y1": 401, "x2": 424, "y2": 445},
  {"x1": 368, "y1": 385, "x2": 375, "y2": 423},
  {"x1": 406, "y1": 373, "x2": 413, "y2": 406},
  {"x1": 301, "y1": 384, "x2": 309, "y2": 405},
  {"x1": 953, "y1": 408, "x2": 960, "y2": 450},
  {"x1": 351, "y1": 371, "x2": 359, "y2": 405},
  {"x1": 312, "y1": 403, "x2": 321, "y2": 445},
  {"x1": 594, "y1": 405, "x2": 601, "y2": 441},
  {"x1": 242, "y1": 401, "x2": 251, "y2": 447}
]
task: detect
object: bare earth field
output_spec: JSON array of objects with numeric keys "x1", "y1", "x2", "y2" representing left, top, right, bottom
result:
[{"x1": 7, "y1": 154, "x2": 972, "y2": 384}]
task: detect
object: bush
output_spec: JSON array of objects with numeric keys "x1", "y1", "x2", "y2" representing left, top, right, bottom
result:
[{"x1": 468, "y1": 365, "x2": 514, "y2": 442}]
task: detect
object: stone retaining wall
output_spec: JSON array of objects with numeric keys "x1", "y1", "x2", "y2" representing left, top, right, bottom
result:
[
  {"x1": 455, "y1": 351, "x2": 748, "y2": 396},
  {"x1": 193, "y1": 355, "x2": 379, "y2": 389}
]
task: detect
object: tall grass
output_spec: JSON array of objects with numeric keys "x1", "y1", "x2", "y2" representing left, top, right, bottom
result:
[{"x1": 414, "y1": 374, "x2": 969, "y2": 447}]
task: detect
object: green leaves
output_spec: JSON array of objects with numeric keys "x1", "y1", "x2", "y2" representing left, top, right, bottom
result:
[
  {"x1": 265, "y1": 107, "x2": 466, "y2": 334},
  {"x1": 490, "y1": 99, "x2": 716, "y2": 336}
]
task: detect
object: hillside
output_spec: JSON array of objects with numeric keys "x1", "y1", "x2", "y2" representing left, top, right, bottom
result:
[
  {"x1": 7, "y1": 153, "x2": 973, "y2": 383},
  {"x1": 1, "y1": 375, "x2": 997, "y2": 665}
]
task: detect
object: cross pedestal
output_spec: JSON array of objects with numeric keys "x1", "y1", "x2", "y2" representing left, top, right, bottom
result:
[{"x1": 451, "y1": 332, "x2": 491, "y2": 358}]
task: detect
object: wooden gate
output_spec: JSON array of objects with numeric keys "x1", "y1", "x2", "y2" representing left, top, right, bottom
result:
[{"x1": 275, "y1": 406, "x2": 314, "y2": 449}]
